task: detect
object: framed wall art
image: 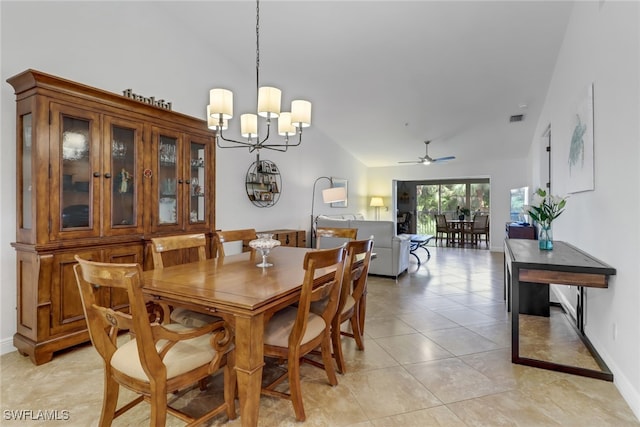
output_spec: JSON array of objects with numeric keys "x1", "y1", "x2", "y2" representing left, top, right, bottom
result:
[
  {"x1": 330, "y1": 178, "x2": 348, "y2": 208},
  {"x1": 567, "y1": 83, "x2": 595, "y2": 193}
]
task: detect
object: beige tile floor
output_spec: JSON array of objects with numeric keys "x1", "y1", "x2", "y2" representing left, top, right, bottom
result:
[{"x1": 1, "y1": 247, "x2": 638, "y2": 426}]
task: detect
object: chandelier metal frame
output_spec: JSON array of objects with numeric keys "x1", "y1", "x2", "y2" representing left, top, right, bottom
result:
[{"x1": 207, "y1": 0, "x2": 311, "y2": 153}]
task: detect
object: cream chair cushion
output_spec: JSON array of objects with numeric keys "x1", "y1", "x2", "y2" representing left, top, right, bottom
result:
[
  {"x1": 264, "y1": 307, "x2": 326, "y2": 348},
  {"x1": 111, "y1": 323, "x2": 216, "y2": 381},
  {"x1": 171, "y1": 307, "x2": 222, "y2": 328},
  {"x1": 341, "y1": 295, "x2": 356, "y2": 315}
]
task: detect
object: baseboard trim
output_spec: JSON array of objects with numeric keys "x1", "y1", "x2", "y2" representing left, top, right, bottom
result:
[
  {"x1": 588, "y1": 333, "x2": 640, "y2": 421},
  {"x1": 1, "y1": 336, "x2": 16, "y2": 356},
  {"x1": 550, "y1": 288, "x2": 639, "y2": 421}
]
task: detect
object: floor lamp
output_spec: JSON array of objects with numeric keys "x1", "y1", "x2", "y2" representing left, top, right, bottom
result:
[
  {"x1": 370, "y1": 197, "x2": 384, "y2": 221},
  {"x1": 310, "y1": 176, "x2": 347, "y2": 248}
]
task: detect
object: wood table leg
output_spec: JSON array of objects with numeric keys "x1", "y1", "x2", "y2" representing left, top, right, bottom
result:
[{"x1": 233, "y1": 313, "x2": 265, "y2": 427}]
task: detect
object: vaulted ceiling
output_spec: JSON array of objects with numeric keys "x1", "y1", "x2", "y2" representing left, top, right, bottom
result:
[{"x1": 163, "y1": 1, "x2": 574, "y2": 167}]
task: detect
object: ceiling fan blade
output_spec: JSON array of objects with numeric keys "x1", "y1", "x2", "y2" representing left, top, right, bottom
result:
[
  {"x1": 398, "y1": 160, "x2": 421, "y2": 164},
  {"x1": 432, "y1": 155, "x2": 456, "y2": 162}
]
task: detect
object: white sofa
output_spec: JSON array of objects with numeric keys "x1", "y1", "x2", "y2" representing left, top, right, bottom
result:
[{"x1": 316, "y1": 214, "x2": 410, "y2": 278}]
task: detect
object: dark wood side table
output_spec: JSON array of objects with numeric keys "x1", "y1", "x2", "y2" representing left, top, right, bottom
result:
[{"x1": 504, "y1": 238, "x2": 616, "y2": 381}]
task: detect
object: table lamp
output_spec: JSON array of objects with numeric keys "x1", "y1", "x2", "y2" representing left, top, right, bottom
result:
[{"x1": 370, "y1": 197, "x2": 384, "y2": 221}]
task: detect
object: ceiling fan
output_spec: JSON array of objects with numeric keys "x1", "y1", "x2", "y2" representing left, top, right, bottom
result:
[{"x1": 398, "y1": 140, "x2": 455, "y2": 165}]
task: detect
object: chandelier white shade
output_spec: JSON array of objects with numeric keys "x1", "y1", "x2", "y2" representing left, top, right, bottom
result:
[
  {"x1": 207, "y1": 105, "x2": 227, "y2": 130},
  {"x1": 207, "y1": 0, "x2": 311, "y2": 153},
  {"x1": 208, "y1": 89, "x2": 233, "y2": 120},
  {"x1": 278, "y1": 112, "x2": 296, "y2": 136},
  {"x1": 241, "y1": 114, "x2": 258, "y2": 138},
  {"x1": 257, "y1": 86, "x2": 281, "y2": 118}
]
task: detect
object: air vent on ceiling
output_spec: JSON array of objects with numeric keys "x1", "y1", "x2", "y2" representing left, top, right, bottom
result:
[{"x1": 509, "y1": 114, "x2": 525, "y2": 123}]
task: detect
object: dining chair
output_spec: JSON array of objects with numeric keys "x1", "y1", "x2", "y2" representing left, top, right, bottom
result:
[
  {"x1": 435, "y1": 214, "x2": 456, "y2": 246},
  {"x1": 261, "y1": 246, "x2": 347, "y2": 422},
  {"x1": 467, "y1": 215, "x2": 490, "y2": 247},
  {"x1": 73, "y1": 255, "x2": 236, "y2": 426},
  {"x1": 214, "y1": 228, "x2": 257, "y2": 257},
  {"x1": 150, "y1": 234, "x2": 222, "y2": 328},
  {"x1": 315, "y1": 226, "x2": 358, "y2": 249},
  {"x1": 331, "y1": 238, "x2": 374, "y2": 374}
]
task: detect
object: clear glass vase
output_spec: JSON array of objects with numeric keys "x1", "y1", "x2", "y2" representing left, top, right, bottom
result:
[
  {"x1": 248, "y1": 234, "x2": 281, "y2": 267},
  {"x1": 538, "y1": 224, "x2": 553, "y2": 250}
]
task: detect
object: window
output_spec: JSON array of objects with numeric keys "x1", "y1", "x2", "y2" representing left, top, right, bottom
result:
[{"x1": 398, "y1": 179, "x2": 490, "y2": 235}]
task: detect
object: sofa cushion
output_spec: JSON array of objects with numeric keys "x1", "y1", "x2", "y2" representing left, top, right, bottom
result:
[
  {"x1": 317, "y1": 213, "x2": 365, "y2": 221},
  {"x1": 350, "y1": 220, "x2": 395, "y2": 248}
]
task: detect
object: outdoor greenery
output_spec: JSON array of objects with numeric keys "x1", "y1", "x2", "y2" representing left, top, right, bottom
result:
[{"x1": 411, "y1": 181, "x2": 490, "y2": 234}]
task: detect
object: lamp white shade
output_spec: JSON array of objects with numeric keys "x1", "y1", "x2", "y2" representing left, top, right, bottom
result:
[
  {"x1": 322, "y1": 186, "x2": 346, "y2": 204},
  {"x1": 370, "y1": 197, "x2": 384, "y2": 207},
  {"x1": 278, "y1": 112, "x2": 296, "y2": 136},
  {"x1": 291, "y1": 100, "x2": 312, "y2": 128},
  {"x1": 207, "y1": 105, "x2": 228, "y2": 130},
  {"x1": 257, "y1": 86, "x2": 281, "y2": 118},
  {"x1": 241, "y1": 113, "x2": 258, "y2": 138},
  {"x1": 209, "y1": 88, "x2": 233, "y2": 120}
]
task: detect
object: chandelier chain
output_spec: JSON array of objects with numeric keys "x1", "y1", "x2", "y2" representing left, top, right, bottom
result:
[
  {"x1": 209, "y1": 0, "x2": 309, "y2": 153},
  {"x1": 256, "y1": 0, "x2": 260, "y2": 94}
]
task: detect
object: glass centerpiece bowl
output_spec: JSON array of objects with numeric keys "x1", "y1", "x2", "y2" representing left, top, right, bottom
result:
[{"x1": 248, "y1": 233, "x2": 281, "y2": 267}]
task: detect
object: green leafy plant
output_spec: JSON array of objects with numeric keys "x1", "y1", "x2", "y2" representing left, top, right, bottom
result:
[
  {"x1": 456, "y1": 206, "x2": 471, "y2": 217},
  {"x1": 525, "y1": 188, "x2": 567, "y2": 228}
]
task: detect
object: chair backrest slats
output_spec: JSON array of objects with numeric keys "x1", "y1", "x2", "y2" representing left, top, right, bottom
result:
[
  {"x1": 215, "y1": 229, "x2": 257, "y2": 257},
  {"x1": 74, "y1": 257, "x2": 158, "y2": 367},
  {"x1": 340, "y1": 238, "x2": 374, "y2": 311},
  {"x1": 150, "y1": 233, "x2": 207, "y2": 269},
  {"x1": 315, "y1": 227, "x2": 358, "y2": 249},
  {"x1": 290, "y1": 246, "x2": 346, "y2": 347}
]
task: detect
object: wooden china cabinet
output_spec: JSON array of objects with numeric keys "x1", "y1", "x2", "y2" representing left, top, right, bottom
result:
[{"x1": 8, "y1": 69, "x2": 216, "y2": 364}]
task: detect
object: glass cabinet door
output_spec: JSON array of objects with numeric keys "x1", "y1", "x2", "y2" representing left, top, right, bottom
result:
[
  {"x1": 50, "y1": 103, "x2": 101, "y2": 241},
  {"x1": 156, "y1": 132, "x2": 181, "y2": 227},
  {"x1": 104, "y1": 117, "x2": 144, "y2": 235},
  {"x1": 188, "y1": 140, "x2": 207, "y2": 224}
]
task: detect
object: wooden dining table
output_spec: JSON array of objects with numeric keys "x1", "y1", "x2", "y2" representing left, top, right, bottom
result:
[
  {"x1": 446, "y1": 219, "x2": 474, "y2": 245},
  {"x1": 142, "y1": 246, "x2": 314, "y2": 427}
]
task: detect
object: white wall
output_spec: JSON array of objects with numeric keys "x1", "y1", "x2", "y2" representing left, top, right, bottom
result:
[
  {"x1": 527, "y1": 1, "x2": 640, "y2": 417},
  {"x1": 0, "y1": 1, "x2": 367, "y2": 354},
  {"x1": 368, "y1": 156, "x2": 529, "y2": 252}
]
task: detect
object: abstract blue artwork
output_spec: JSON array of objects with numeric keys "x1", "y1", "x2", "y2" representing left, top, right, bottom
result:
[{"x1": 567, "y1": 84, "x2": 594, "y2": 193}]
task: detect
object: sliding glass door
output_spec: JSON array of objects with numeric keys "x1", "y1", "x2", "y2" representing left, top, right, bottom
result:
[{"x1": 412, "y1": 179, "x2": 490, "y2": 235}]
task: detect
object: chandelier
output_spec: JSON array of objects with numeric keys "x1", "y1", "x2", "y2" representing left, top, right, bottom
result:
[{"x1": 207, "y1": 0, "x2": 311, "y2": 153}]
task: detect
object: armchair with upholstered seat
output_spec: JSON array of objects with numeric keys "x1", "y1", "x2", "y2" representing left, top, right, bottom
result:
[
  {"x1": 261, "y1": 246, "x2": 346, "y2": 422},
  {"x1": 466, "y1": 214, "x2": 489, "y2": 247},
  {"x1": 331, "y1": 238, "x2": 374, "y2": 374},
  {"x1": 73, "y1": 256, "x2": 236, "y2": 426},
  {"x1": 150, "y1": 233, "x2": 222, "y2": 328},
  {"x1": 435, "y1": 214, "x2": 457, "y2": 246}
]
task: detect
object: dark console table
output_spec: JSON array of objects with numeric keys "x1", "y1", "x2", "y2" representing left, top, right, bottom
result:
[
  {"x1": 505, "y1": 223, "x2": 549, "y2": 316},
  {"x1": 504, "y1": 238, "x2": 616, "y2": 381}
]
